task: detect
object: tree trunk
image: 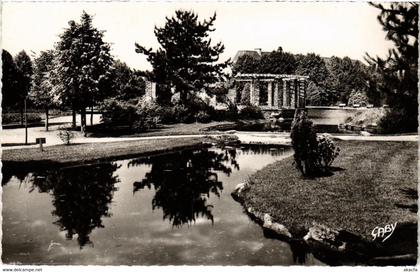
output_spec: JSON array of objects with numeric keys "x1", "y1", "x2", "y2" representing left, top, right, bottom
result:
[
  {"x1": 80, "y1": 107, "x2": 86, "y2": 136},
  {"x1": 72, "y1": 105, "x2": 77, "y2": 129},
  {"x1": 181, "y1": 92, "x2": 188, "y2": 104},
  {"x1": 20, "y1": 106, "x2": 24, "y2": 125},
  {"x1": 45, "y1": 107, "x2": 49, "y2": 131},
  {"x1": 90, "y1": 106, "x2": 93, "y2": 126}
]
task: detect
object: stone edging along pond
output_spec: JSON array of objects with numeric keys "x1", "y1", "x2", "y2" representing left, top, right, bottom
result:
[{"x1": 231, "y1": 182, "x2": 417, "y2": 266}]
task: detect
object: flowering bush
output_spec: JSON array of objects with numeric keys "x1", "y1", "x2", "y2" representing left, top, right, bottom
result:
[{"x1": 317, "y1": 134, "x2": 340, "y2": 168}]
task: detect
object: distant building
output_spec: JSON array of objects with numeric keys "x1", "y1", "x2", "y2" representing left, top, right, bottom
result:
[{"x1": 232, "y1": 48, "x2": 270, "y2": 63}]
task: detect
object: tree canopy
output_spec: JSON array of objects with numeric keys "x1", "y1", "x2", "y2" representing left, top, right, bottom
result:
[
  {"x1": 31, "y1": 50, "x2": 55, "y2": 109},
  {"x1": 14, "y1": 50, "x2": 33, "y2": 107},
  {"x1": 135, "y1": 10, "x2": 230, "y2": 105},
  {"x1": 326, "y1": 56, "x2": 369, "y2": 104},
  {"x1": 30, "y1": 50, "x2": 56, "y2": 130},
  {"x1": 110, "y1": 60, "x2": 146, "y2": 101},
  {"x1": 259, "y1": 48, "x2": 297, "y2": 74},
  {"x1": 1, "y1": 50, "x2": 20, "y2": 109}
]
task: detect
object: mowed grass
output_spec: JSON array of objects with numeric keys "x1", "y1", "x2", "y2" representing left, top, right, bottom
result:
[
  {"x1": 87, "y1": 121, "x2": 235, "y2": 138},
  {"x1": 2, "y1": 137, "x2": 205, "y2": 165},
  {"x1": 241, "y1": 140, "x2": 418, "y2": 239}
]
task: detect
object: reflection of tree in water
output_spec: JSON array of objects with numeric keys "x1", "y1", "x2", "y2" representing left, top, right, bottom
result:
[
  {"x1": 9, "y1": 162, "x2": 120, "y2": 248},
  {"x1": 1, "y1": 162, "x2": 34, "y2": 186},
  {"x1": 130, "y1": 148, "x2": 239, "y2": 227}
]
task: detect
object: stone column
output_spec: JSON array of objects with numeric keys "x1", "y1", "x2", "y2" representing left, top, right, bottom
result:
[
  {"x1": 253, "y1": 81, "x2": 260, "y2": 106},
  {"x1": 267, "y1": 82, "x2": 273, "y2": 107},
  {"x1": 273, "y1": 82, "x2": 279, "y2": 108},
  {"x1": 290, "y1": 79, "x2": 296, "y2": 109},
  {"x1": 298, "y1": 79, "x2": 305, "y2": 108},
  {"x1": 283, "y1": 78, "x2": 290, "y2": 108}
]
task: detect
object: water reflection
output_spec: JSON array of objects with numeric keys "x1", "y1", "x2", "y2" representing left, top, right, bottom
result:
[
  {"x1": 129, "y1": 148, "x2": 239, "y2": 227},
  {"x1": 11, "y1": 163, "x2": 120, "y2": 248},
  {"x1": 3, "y1": 146, "x2": 326, "y2": 265},
  {"x1": 239, "y1": 145, "x2": 287, "y2": 156}
]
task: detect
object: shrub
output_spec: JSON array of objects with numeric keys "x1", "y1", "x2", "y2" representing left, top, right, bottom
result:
[
  {"x1": 169, "y1": 95, "x2": 216, "y2": 124},
  {"x1": 2, "y1": 112, "x2": 42, "y2": 124},
  {"x1": 195, "y1": 110, "x2": 211, "y2": 123},
  {"x1": 157, "y1": 106, "x2": 177, "y2": 124},
  {"x1": 317, "y1": 134, "x2": 340, "y2": 168},
  {"x1": 348, "y1": 90, "x2": 369, "y2": 106},
  {"x1": 290, "y1": 111, "x2": 319, "y2": 176},
  {"x1": 100, "y1": 97, "x2": 161, "y2": 131},
  {"x1": 172, "y1": 103, "x2": 194, "y2": 123},
  {"x1": 100, "y1": 98, "x2": 137, "y2": 127},
  {"x1": 57, "y1": 126, "x2": 75, "y2": 145},
  {"x1": 239, "y1": 105, "x2": 264, "y2": 119},
  {"x1": 291, "y1": 111, "x2": 340, "y2": 176}
]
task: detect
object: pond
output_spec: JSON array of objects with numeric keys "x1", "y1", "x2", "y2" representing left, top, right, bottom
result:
[
  {"x1": 2, "y1": 145, "x2": 324, "y2": 266},
  {"x1": 211, "y1": 108, "x2": 363, "y2": 134}
]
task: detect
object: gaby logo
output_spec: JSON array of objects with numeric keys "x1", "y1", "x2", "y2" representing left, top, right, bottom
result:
[{"x1": 371, "y1": 222, "x2": 397, "y2": 242}]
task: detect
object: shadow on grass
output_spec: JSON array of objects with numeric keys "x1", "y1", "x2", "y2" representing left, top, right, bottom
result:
[
  {"x1": 1, "y1": 143, "x2": 38, "y2": 147},
  {"x1": 303, "y1": 166, "x2": 346, "y2": 179}
]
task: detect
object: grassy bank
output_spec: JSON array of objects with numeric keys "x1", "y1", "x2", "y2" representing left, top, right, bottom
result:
[
  {"x1": 86, "y1": 121, "x2": 235, "y2": 137},
  {"x1": 2, "y1": 137, "x2": 206, "y2": 165},
  {"x1": 240, "y1": 140, "x2": 417, "y2": 239}
]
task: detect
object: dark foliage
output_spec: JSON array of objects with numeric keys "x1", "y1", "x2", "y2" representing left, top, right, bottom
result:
[
  {"x1": 365, "y1": 2, "x2": 418, "y2": 133},
  {"x1": 239, "y1": 105, "x2": 264, "y2": 120},
  {"x1": 1, "y1": 50, "x2": 20, "y2": 110},
  {"x1": 290, "y1": 111, "x2": 320, "y2": 176},
  {"x1": 135, "y1": 10, "x2": 230, "y2": 105},
  {"x1": 110, "y1": 60, "x2": 146, "y2": 101},
  {"x1": 130, "y1": 148, "x2": 239, "y2": 227},
  {"x1": 12, "y1": 163, "x2": 120, "y2": 247}
]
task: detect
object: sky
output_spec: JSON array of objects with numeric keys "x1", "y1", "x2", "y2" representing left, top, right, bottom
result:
[{"x1": 2, "y1": 1, "x2": 394, "y2": 71}]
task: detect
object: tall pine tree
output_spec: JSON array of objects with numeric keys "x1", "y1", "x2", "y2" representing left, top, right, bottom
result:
[{"x1": 365, "y1": 2, "x2": 418, "y2": 132}]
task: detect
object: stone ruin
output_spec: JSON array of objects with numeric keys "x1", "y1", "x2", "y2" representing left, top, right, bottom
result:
[{"x1": 144, "y1": 79, "x2": 157, "y2": 101}]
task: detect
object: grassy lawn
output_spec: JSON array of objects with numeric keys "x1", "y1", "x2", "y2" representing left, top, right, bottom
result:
[
  {"x1": 241, "y1": 140, "x2": 417, "y2": 239},
  {"x1": 2, "y1": 137, "x2": 206, "y2": 165}
]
